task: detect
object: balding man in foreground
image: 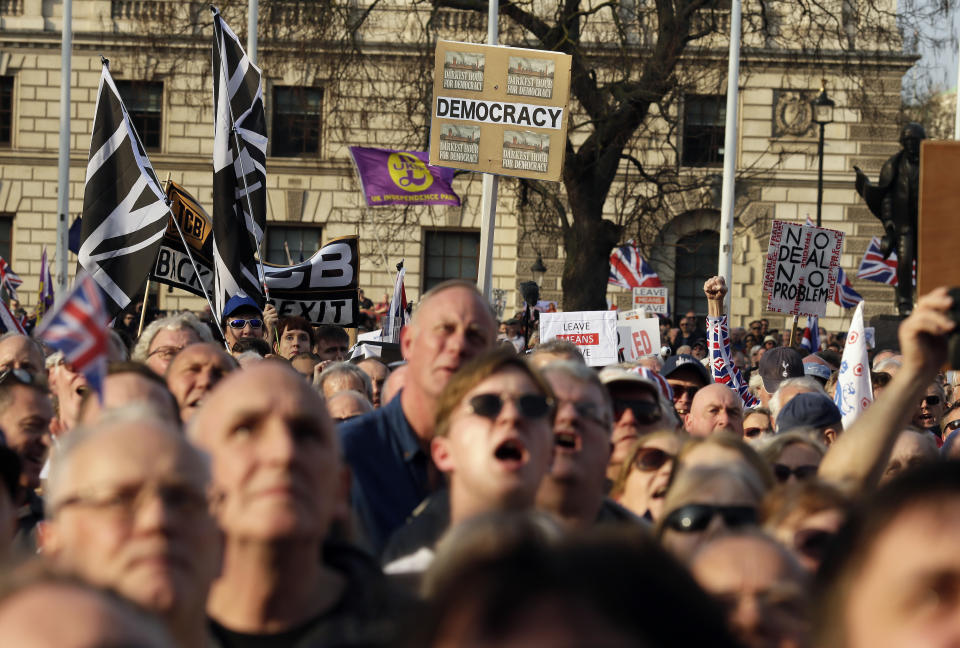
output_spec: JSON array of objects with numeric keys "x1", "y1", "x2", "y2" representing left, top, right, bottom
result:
[
  {"x1": 190, "y1": 363, "x2": 407, "y2": 646},
  {"x1": 685, "y1": 384, "x2": 744, "y2": 437},
  {"x1": 339, "y1": 280, "x2": 498, "y2": 551},
  {"x1": 41, "y1": 409, "x2": 220, "y2": 648}
]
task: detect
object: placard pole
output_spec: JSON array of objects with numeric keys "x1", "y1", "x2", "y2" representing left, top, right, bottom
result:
[{"x1": 477, "y1": 0, "x2": 499, "y2": 300}]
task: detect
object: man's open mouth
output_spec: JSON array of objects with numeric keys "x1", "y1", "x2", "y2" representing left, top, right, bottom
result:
[
  {"x1": 493, "y1": 438, "x2": 528, "y2": 466},
  {"x1": 554, "y1": 430, "x2": 581, "y2": 452}
]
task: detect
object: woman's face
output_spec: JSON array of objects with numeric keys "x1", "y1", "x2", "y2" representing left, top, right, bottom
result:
[
  {"x1": 618, "y1": 434, "x2": 683, "y2": 521},
  {"x1": 772, "y1": 443, "x2": 822, "y2": 485},
  {"x1": 660, "y1": 474, "x2": 759, "y2": 563},
  {"x1": 770, "y1": 507, "x2": 845, "y2": 572}
]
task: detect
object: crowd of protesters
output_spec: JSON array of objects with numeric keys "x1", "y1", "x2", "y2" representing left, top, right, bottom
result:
[{"x1": 0, "y1": 276, "x2": 957, "y2": 646}]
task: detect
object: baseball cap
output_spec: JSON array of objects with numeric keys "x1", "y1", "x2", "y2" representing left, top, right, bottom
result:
[
  {"x1": 598, "y1": 367, "x2": 662, "y2": 401},
  {"x1": 758, "y1": 347, "x2": 804, "y2": 393},
  {"x1": 222, "y1": 292, "x2": 263, "y2": 320},
  {"x1": 776, "y1": 392, "x2": 842, "y2": 433},
  {"x1": 803, "y1": 362, "x2": 831, "y2": 382},
  {"x1": 661, "y1": 353, "x2": 711, "y2": 386}
]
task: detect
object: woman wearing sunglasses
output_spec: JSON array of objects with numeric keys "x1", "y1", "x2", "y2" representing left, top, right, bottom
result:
[
  {"x1": 656, "y1": 464, "x2": 766, "y2": 562},
  {"x1": 610, "y1": 430, "x2": 685, "y2": 522},
  {"x1": 757, "y1": 432, "x2": 825, "y2": 485},
  {"x1": 761, "y1": 480, "x2": 850, "y2": 572}
]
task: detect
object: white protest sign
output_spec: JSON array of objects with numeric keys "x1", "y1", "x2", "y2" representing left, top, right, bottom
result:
[
  {"x1": 619, "y1": 308, "x2": 648, "y2": 321},
  {"x1": 763, "y1": 220, "x2": 844, "y2": 317},
  {"x1": 617, "y1": 318, "x2": 662, "y2": 362},
  {"x1": 632, "y1": 286, "x2": 668, "y2": 315},
  {"x1": 540, "y1": 311, "x2": 617, "y2": 367}
]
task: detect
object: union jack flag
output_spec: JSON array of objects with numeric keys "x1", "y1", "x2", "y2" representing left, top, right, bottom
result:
[
  {"x1": 36, "y1": 273, "x2": 110, "y2": 398},
  {"x1": 856, "y1": 236, "x2": 915, "y2": 287},
  {"x1": 833, "y1": 268, "x2": 863, "y2": 309},
  {"x1": 707, "y1": 314, "x2": 759, "y2": 408},
  {"x1": 800, "y1": 315, "x2": 820, "y2": 352},
  {"x1": 0, "y1": 300, "x2": 25, "y2": 335},
  {"x1": 0, "y1": 257, "x2": 22, "y2": 300},
  {"x1": 608, "y1": 242, "x2": 662, "y2": 289}
]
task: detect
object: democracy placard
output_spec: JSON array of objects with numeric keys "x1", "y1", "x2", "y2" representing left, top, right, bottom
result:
[
  {"x1": 763, "y1": 220, "x2": 844, "y2": 317},
  {"x1": 430, "y1": 40, "x2": 572, "y2": 182},
  {"x1": 539, "y1": 311, "x2": 617, "y2": 367}
]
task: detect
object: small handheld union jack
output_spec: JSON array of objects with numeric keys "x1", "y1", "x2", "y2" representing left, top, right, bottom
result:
[
  {"x1": 0, "y1": 257, "x2": 22, "y2": 300},
  {"x1": 35, "y1": 273, "x2": 110, "y2": 398}
]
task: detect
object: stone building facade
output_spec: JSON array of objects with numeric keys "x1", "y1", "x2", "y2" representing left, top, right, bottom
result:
[{"x1": 0, "y1": 0, "x2": 909, "y2": 333}]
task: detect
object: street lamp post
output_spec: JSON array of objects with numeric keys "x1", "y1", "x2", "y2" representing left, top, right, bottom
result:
[{"x1": 812, "y1": 83, "x2": 835, "y2": 228}]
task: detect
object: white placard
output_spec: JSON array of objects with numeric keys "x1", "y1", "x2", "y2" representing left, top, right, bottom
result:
[
  {"x1": 617, "y1": 318, "x2": 662, "y2": 362},
  {"x1": 539, "y1": 311, "x2": 618, "y2": 367},
  {"x1": 763, "y1": 220, "x2": 844, "y2": 317},
  {"x1": 618, "y1": 308, "x2": 648, "y2": 321},
  {"x1": 632, "y1": 286, "x2": 668, "y2": 315}
]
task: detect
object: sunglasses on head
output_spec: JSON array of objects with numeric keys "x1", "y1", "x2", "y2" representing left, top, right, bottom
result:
[
  {"x1": 663, "y1": 504, "x2": 757, "y2": 533},
  {"x1": 612, "y1": 399, "x2": 662, "y2": 425},
  {"x1": 228, "y1": 318, "x2": 263, "y2": 330},
  {"x1": 633, "y1": 446, "x2": 674, "y2": 472},
  {"x1": 671, "y1": 386, "x2": 700, "y2": 401},
  {"x1": 772, "y1": 463, "x2": 818, "y2": 483},
  {"x1": 467, "y1": 393, "x2": 553, "y2": 420},
  {"x1": 921, "y1": 395, "x2": 942, "y2": 407}
]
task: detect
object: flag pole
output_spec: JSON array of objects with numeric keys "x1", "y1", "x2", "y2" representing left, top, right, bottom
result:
[
  {"x1": 136, "y1": 278, "x2": 150, "y2": 338},
  {"x1": 476, "y1": 0, "x2": 499, "y2": 300},
  {"x1": 211, "y1": 6, "x2": 270, "y2": 306},
  {"x1": 55, "y1": 0, "x2": 73, "y2": 296},
  {"x1": 716, "y1": 0, "x2": 742, "y2": 316}
]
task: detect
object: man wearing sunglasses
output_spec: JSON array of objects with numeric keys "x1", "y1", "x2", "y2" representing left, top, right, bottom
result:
[
  {"x1": 599, "y1": 368, "x2": 673, "y2": 483},
  {"x1": 911, "y1": 382, "x2": 946, "y2": 443},
  {"x1": 221, "y1": 293, "x2": 267, "y2": 349},
  {"x1": 661, "y1": 353, "x2": 712, "y2": 418}
]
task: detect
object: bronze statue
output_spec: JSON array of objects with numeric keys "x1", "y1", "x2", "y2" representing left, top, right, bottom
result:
[{"x1": 853, "y1": 122, "x2": 925, "y2": 317}]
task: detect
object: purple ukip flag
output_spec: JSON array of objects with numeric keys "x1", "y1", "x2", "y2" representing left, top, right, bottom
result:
[{"x1": 349, "y1": 147, "x2": 460, "y2": 207}]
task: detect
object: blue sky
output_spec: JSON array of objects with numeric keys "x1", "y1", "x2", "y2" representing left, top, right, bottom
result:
[{"x1": 903, "y1": 1, "x2": 960, "y2": 99}]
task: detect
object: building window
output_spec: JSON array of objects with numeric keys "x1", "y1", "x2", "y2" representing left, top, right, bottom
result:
[
  {"x1": 0, "y1": 77, "x2": 12, "y2": 147},
  {"x1": 674, "y1": 230, "x2": 719, "y2": 317},
  {"x1": 272, "y1": 86, "x2": 323, "y2": 157},
  {"x1": 0, "y1": 213, "x2": 12, "y2": 265},
  {"x1": 265, "y1": 224, "x2": 322, "y2": 265},
  {"x1": 423, "y1": 229, "x2": 480, "y2": 292},
  {"x1": 682, "y1": 95, "x2": 725, "y2": 167},
  {"x1": 114, "y1": 81, "x2": 163, "y2": 151}
]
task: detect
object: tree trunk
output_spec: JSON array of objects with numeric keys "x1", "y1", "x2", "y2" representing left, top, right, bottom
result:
[{"x1": 561, "y1": 210, "x2": 621, "y2": 311}]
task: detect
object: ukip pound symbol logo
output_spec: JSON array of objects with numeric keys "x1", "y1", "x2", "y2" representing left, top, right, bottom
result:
[{"x1": 388, "y1": 152, "x2": 434, "y2": 192}]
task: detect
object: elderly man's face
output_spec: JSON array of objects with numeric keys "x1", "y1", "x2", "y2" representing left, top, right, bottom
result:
[
  {"x1": 191, "y1": 364, "x2": 345, "y2": 541},
  {"x1": 146, "y1": 327, "x2": 202, "y2": 376},
  {"x1": 881, "y1": 430, "x2": 939, "y2": 485},
  {"x1": 48, "y1": 360, "x2": 88, "y2": 431},
  {"x1": 357, "y1": 359, "x2": 389, "y2": 408},
  {"x1": 43, "y1": 421, "x2": 219, "y2": 619},
  {"x1": 0, "y1": 336, "x2": 44, "y2": 377},
  {"x1": 0, "y1": 383, "x2": 53, "y2": 490},
  {"x1": 80, "y1": 373, "x2": 179, "y2": 424},
  {"x1": 223, "y1": 308, "x2": 264, "y2": 348},
  {"x1": 401, "y1": 287, "x2": 497, "y2": 401},
  {"x1": 165, "y1": 343, "x2": 236, "y2": 422},
  {"x1": 685, "y1": 384, "x2": 743, "y2": 438}
]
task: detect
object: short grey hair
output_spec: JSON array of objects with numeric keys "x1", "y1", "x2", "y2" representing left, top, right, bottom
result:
[
  {"x1": 317, "y1": 361, "x2": 372, "y2": 400},
  {"x1": 769, "y1": 376, "x2": 826, "y2": 422},
  {"x1": 131, "y1": 312, "x2": 214, "y2": 363},
  {"x1": 46, "y1": 405, "x2": 209, "y2": 514}
]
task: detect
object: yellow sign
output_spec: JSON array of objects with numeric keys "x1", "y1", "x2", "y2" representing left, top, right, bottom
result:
[
  {"x1": 388, "y1": 152, "x2": 434, "y2": 192},
  {"x1": 430, "y1": 41, "x2": 572, "y2": 182}
]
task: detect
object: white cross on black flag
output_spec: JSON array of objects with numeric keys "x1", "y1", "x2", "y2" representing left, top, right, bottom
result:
[
  {"x1": 78, "y1": 61, "x2": 170, "y2": 320},
  {"x1": 211, "y1": 7, "x2": 268, "y2": 320}
]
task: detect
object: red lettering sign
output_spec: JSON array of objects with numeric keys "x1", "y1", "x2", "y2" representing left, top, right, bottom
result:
[{"x1": 557, "y1": 333, "x2": 599, "y2": 345}]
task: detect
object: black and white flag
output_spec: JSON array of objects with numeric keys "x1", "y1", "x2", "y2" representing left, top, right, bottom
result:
[
  {"x1": 78, "y1": 61, "x2": 170, "y2": 320},
  {"x1": 211, "y1": 7, "x2": 268, "y2": 319}
]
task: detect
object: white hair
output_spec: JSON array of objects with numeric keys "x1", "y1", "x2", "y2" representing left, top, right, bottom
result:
[
  {"x1": 768, "y1": 376, "x2": 826, "y2": 422},
  {"x1": 131, "y1": 312, "x2": 214, "y2": 363}
]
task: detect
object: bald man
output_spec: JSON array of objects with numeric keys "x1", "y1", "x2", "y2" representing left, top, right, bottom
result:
[{"x1": 685, "y1": 384, "x2": 744, "y2": 437}]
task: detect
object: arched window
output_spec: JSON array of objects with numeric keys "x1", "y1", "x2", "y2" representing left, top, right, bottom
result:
[{"x1": 674, "y1": 230, "x2": 719, "y2": 317}]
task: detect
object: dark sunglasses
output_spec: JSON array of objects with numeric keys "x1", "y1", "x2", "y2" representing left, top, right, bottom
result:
[
  {"x1": 663, "y1": 504, "x2": 756, "y2": 533},
  {"x1": 0, "y1": 367, "x2": 36, "y2": 386},
  {"x1": 793, "y1": 528, "x2": 836, "y2": 563},
  {"x1": 772, "y1": 463, "x2": 818, "y2": 483},
  {"x1": 612, "y1": 399, "x2": 662, "y2": 424},
  {"x1": 743, "y1": 426, "x2": 769, "y2": 439},
  {"x1": 557, "y1": 399, "x2": 609, "y2": 426},
  {"x1": 228, "y1": 318, "x2": 263, "y2": 330},
  {"x1": 671, "y1": 386, "x2": 700, "y2": 401},
  {"x1": 633, "y1": 447, "x2": 674, "y2": 472},
  {"x1": 921, "y1": 395, "x2": 942, "y2": 407},
  {"x1": 467, "y1": 393, "x2": 553, "y2": 420},
  {"x1": 944, "y1": 419, "x2": 960, "y2": 433}
]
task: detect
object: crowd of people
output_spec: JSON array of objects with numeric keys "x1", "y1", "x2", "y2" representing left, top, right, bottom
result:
[{"x1": 0, "y1": 276, "x2": 957, "y2": 646}]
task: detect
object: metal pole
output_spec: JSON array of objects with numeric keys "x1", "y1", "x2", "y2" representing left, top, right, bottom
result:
[
  {"x1": 816, "y1": 122, "x2": 825, "y2": 227},
  {"x1": 476, "y1": 0, "x2": 499, "y2": 299},
  {"x1": 955, "y1": 32, "x2": 960, "y2": 140},
  {"x1": 717, "y1": 0, "x2": 742, "y2": 316},
  {"x1": 247, "y1": 0, "x2": 258, "y2": 65},
  {"x1": 55, "y1": 0, "x2": 73, "y2": 296}
]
